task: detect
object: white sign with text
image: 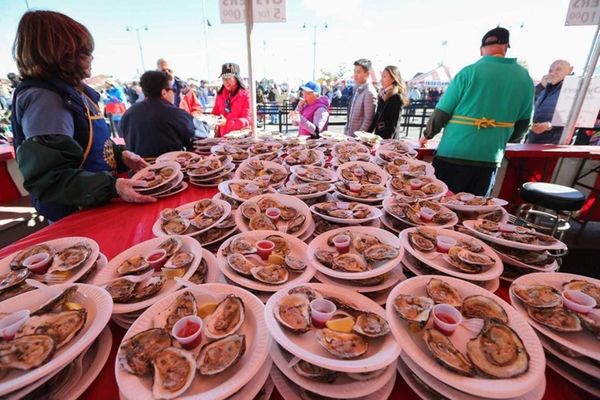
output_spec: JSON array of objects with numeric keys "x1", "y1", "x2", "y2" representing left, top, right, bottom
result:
[
  {"x1": 552, "y1": 75, "x2": 600, "y2": 128},
  {"x1": 565, "y1": 0, "x2": 600, "y2": 26},
  {"x1": 220, "y1": 0, "x2": 286, "y2": 24}
]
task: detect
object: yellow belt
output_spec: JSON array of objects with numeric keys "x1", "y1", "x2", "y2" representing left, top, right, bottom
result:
[{"x1": 449, "y1": 115, "x2": 514, "y2": 129}]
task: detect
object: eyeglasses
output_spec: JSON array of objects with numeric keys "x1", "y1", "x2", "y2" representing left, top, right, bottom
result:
[{"x1": 225, "y1": 96, "x2": 231, "y2": 113}]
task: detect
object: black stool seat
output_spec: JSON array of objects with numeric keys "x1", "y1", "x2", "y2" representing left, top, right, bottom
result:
[{"x1": 520, "y1": 182, "x2": 586, "y2": 211}]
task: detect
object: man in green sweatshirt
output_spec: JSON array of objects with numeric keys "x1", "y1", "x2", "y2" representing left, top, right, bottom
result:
[{"x1": 420, "y1": 27, "x2": 534, "y2": 196}]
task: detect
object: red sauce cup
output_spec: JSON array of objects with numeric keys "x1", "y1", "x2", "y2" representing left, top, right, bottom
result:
[
  {"x1": 266, "y1": 207, "x2": 281, "y2": 222},
  {"x1": 432, "y1": 304, "x2": 462, "y2": 336},
  {"x1": 562, "y1": 290, "x2": 596, "y2": 314},
  {"x1": 256, "y1": 240, "x2": 275, "y2": 260},
  {"x1": 23, "y1": 252, "x2": 52, "y2": 275},
  {"x1": 310, "y1": 298, "x2": 337, "y2": 329},
  {"x1": 436, "y1": 236, "x2": 457, "y2": 253},
  {"x1": 172, "y1": 315, "x2": 203, "y2": 350},
  {"x1": 145, "y1": 249, "x2": 168, "y2": 272},
  {"x1": 419, "y1": 207, "x2": 436, "y2": 222},
  {"x1": 332, "y1": 234, "x2": 351, "y2": 254},
  {"x1": 409, "y1": 179, "x2": 424, "y2": 190}
]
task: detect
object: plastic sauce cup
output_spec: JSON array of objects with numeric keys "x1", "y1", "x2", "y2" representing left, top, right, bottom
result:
[
  {"x1": 498, "y1": 223, "x2": 516, "y2": 233},
  {"x1": 409, "y1": 179, "x2": 424, "y2": 190},
  {"x1": 332, "y1": 234, "x2": 351, "y2": 254},
  {"x1": 172, "y1": 315, "x2": 203, "y2": 350},
  {"x1": 0, "y1": 310, "x2": 30, "y2": 340},
  {"x1": 353, "y1": 167, "x2": 365, "y2": 177},
  {"x1": 266, "y1": 208, "x2": 281, "y2": 222},
  {"x1": 432, "y1": 304, "x2": 463, "y2": 336},
  {"x1": 436, "y1": 236, "x2": 457, "y2": 253},
  {"x1": 310, "y1": 299, "x2": 337, "y2": 328},
  {"x1": 245, "y1": 183, "x2": 259, "y2": 194},
  {"x1": 256, "y1": 240, "x2": 275, "y2": 260},
  {"x1": 179, "y1": 208, "x2": 196, "y2": 219},
  {"x1": 23, "y1": 252, "x2": 52, "y2": 275},
  {"x1": 348, "y1": 182, "x2": 362, "y2": 192},
  {"x1": 145, "y1": 249, "x2": 168, "y2": 272},
  {"x1": 419, "y1": 207, "x2": 436, "y2": 222},
  {"x1": 562, "y1": 290, "x2": 596, "y2": 313}
]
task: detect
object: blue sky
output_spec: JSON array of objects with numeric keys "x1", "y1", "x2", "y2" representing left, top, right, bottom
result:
[{"x1": 0, "y1": 0, "x2": 597, "y2": 86}]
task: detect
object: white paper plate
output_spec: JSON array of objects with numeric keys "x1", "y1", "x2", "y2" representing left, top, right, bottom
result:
[
  {"x1": 154, "y1": 180, "x2": 189, "y2": 199},
  {"x1": 0, "y1": 284, "x2": 113, "y2": 396},
  {"x1": 217, "y1": 230, "x2": 315, "y2": 292},
  {"x1": 399, "y1": 227, "x2": 503, "y2": 282},
  {"x1": 440, "y1": 196, "x2": 508, "y2": 212},
  {"x1": 334, "y1": 186, "x2": 390, "y2": 203},
  {"x1": 270, "y1": 342, "x2": 396, "y2": 399},
  {"x1": 382, "y1": 157, "x2": 436, "y2": 177},
  {"x1": 155, "y1": 151, "x2": 197, "y2": 164},
  {"x1": 131, "y1": 161, "x2": 181, "y2": 193},
  {"x1": 116, "y1": 284, "x2": 271, "y2": 400},
  {"x1": 386, "y1": 275, "x2": 545, "y2": 399},
  {"x1": 308, "y1": 226, "x2": 404, "y2": 280},
  {"x1": 0, "y1": 237, "x2": 100, "y2": 289},
  {"x1": 332, "y1": 142, "x2": 370, "y2": 157},
  {"x1": 188, "y1": 162, "x2": 235, "y2": 180},
  {"x1": 386, "y1": 177, "x2": 448, "y2": 201},
  {"x1": 189, "y1": 173, "x2": 234, "y2": 187},
  {"x1": 495, "y1": 250, "x2": 559, "y2": 272},
  {"x1": 309, "y1": 202, "x2": 382, "y2": 224},
  {"x1": 290, "y1": 165, "x2": 338, "y2": 183},
  {"x1": 284, "y1": 149, "x2": 325, "y2": 166},
  {"x1": 375, "y1": 141, "x2": 417, "y2": 158},
  {"x1": 379, "y1": 211, "x2": 403, "y2": 233},
  {"x1": 509, "y1": 272, "x2": 600, "y2": 361},
  {"x1": 382, "y1": 197, "x2": 459, "y2": 229},
  {"x1": 538, "y1": 333, "x2": 600, "y2": 379},
  {"x1": 545, "y1": 353, "x2": 600, "y2": 398},
  {"x1": 150, "y1": 171, "x2": 184, "y2": 196},
  {"x1": 336, "y1": 161, "x2": 390, "y2": 185},
  {"x1": 270, "y1": 364, "x2": 396, "y2": 400},
  {"x1": 401, "y1": 254, "x2": 500, "y2": 293},
  {"x1": 397, "y1": 351, "x2": 546, "y2": 400},
  {"x1": 97, "y1": 236, "x2": 202, "y2": 314},
  {"x1": 234, "y1": 194, "x2": 312, "y2": 238},
  {"x1": 264, "y1": 283, "x2": 401, "y2": 373},
  {"x1": 314, "y1": 264, "x2": 406, "y2": 293},
  {"x1": 235, "y1": 158, "x2": 288, "y2": 183},
  {"x1": 218, "y1": 179, "x2": 276, "y2": 202},
  {"x1": 278, "y1": 182, "x2": 335, "y2": 200},
  {"x1": 151, "y1": 199, "x2": 231, "y2": 237},
  {"x1": 462, "y1": 220, "x2": 568, "y2": 251},
  {"x1": 227, "y1": 357, "x2": 273, "y2": 400}
]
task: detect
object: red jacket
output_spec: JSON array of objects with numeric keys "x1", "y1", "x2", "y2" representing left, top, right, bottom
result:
[
  {"x1": 179, "y1": 90, "x2": 202, "y2": 115},
  {"x1": 212, "y1": 87, "x2": 252, "y2": 136}
]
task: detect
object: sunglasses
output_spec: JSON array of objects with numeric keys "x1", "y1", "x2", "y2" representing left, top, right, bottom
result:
[{"x1": 225, "y1": 97, "x2": 231, "y2": 113}]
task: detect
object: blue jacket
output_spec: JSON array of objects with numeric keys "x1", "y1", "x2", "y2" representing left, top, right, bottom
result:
[{"x1": 528, "y1": 81, "x2": 564, "y2": 144}]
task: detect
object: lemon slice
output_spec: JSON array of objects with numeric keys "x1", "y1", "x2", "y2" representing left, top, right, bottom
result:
[
  {"x1": 268, "y1": 254, "x2": 285, "y2": 265},
  {"x1": 64, "y1": 302, "x2": 83, "y2": 311},
  {"x1": 326, "y1": 316, "x2": 355, "y2": 333},
  {"x1": 197, "y1": 302, "x2": 218, "y2": 318}
]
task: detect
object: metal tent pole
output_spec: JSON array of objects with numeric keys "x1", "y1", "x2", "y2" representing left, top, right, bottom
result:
[{"x1": 245, "y1": 0, "x2": 257, "y2": 134}]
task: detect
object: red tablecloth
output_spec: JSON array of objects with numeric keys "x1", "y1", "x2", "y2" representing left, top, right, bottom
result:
[
  {"x1": 0, "y1": 185, "x2": 593, "y2": 400},
  {"x1": 0, "y1": 144, "x2": 20, "y2": 202}
]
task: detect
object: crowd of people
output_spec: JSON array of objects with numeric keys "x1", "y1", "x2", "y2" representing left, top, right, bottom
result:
[{"x1": 4, "y1": 10, "x2": 600, "y2": 222}]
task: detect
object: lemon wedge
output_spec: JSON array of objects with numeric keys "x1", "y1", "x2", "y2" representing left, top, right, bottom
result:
[
  {"x1": 64, "y1": 302, "x2": 83, "y2": 311},
  {"x1": 197, "y1": 302, "x2": 218, "y2": 318},
  {"x1": 326, "y1": 316, "x2": 355, "y2": 333},
  {"x1": 268, "y1": 254, "x2": 285, "y2": 265}
]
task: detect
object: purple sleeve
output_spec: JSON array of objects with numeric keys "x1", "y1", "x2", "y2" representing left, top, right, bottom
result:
[{"x1": 313, "y1": 108, "x2": 329, "y2": 133}]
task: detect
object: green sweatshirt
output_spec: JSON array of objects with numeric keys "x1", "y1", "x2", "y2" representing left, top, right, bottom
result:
[{"x1": 431, "y1": 56, "x2": 534, "y2": 165}]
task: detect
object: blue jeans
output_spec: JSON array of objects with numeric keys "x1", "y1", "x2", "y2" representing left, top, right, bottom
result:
[{"x1": 432, "y1": 157, "x2": 497, "y2": 196}]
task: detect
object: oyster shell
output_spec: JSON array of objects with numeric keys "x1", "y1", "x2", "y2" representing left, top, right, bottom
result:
[
  {"x1": 462, "y1": 295, "x2": 508, "y2": 323},
  {"x1": 287, "y1": 214, "x2": 306, "y2": 234},
  {"x1": 274, "y1": 294, "x2": 312, "y2": 333},
  {"x1": 288, "y1": 286, "x2": 321, "y2": 302},
  {"x1": 526, "y1": 306, "x2": 582, "y2": 332},
  {"x1": 17, "y1": 310, "x2": 87, "y2": 349},
  {"x1": 316, "y1": 328, "x2": 368, "y2": 359},
  {"x1": 31, "y1": 286, "x2": 78, "y2": 316},
  {"x1": 315, "y1": 248, "x2": 336, "y2": 268},
  {"x1": 0, "y1": 334, "x2": 56, "y2": 370},
  {"x1": 579, "y1": 312, "x2": 600, "y2": 339},
  {"x1": 49, "y1": 243, "x2": 92, "y2": 272},
  {"x1": 284, "y1": 255, "x2": 306, "y2": 271},
  {"x1": 227, "y1": 253, "x2": 255, "y2": 275},
  {"x1": 0, "y1": 268, "x2": 30, "y2": 292},
  {"x1": 346, "y1": 368, "x2": 387, "y2": 381},
  {"x1": 154, "y1": 291, "x2": 198, "y2": 331},
  {"x1": 292, "y1": 358, "x2": 337, "y2": 382},
  {"x1": 10, "y1": 244, "x2": 55, "y2": 270},
  {"x1": 457, "y1": 249, "x2": 495, "y2": 266},
  {"x1": 444, "y1": 247, "x2": 482, "y2": 274},
  {"x1": 393, "y1": 294, "x2": 434, "y2": 326},
  {"x1": 512, "y1": 284, "x2": 562, "y2": 308},
  {"x1": 160, "y1": 208, "x2": 179, "y2": 221},
  {"x1": 562, "y1": 280, "x2": 600, "y2": 307},
  {"x1": 240, "y1": 201, "x2": 261, "y2": 220},
  {"x1": 266, "y1": 235, "x2": 290, "y2": 255},
  {"x1": 279, "y1": 206, "x2": 299, "y2": 221},
  {"x1": 352, "y1": 234, "x2": 381, "y2": 253},
  {"x1": 117, "y1": 255, "x2": 151, "y2": 276},
  {"x1": 331, "y1": 253, "x2": 368, "y2": 273},
  {"x1": 193, "y1": 199, "x2": 214, "y2": 214},
  {"x1": 132, "y1": 275, "x2": 166, "y2": 301},
  {"x1": 363, "y1": 244, "x2": 399, "y2": 261},
  {"x1": 249, "y1": 214, "x2": 277, "y2": 230},
  {"x1": 105, "y1": 277, "x2": 137, "y2": 303},
  {"x1": 426, "y1": 278, "x2": 462, "y2": 308},
  {"x1": 118, "y1": 328, "x2": 172, "y2": 376},
  {"x1": 467, "y1": 319, "x2": 529, "y2": 378},
  {"x1": 197, "y1": 334, "x2": 246, "y2": 376},
  {"x1": 152, "y1": 347, "x2": 196, "y2": 399},
  {"x1": 409, "y1": 232, "x2": 435, "y2": 252},
  {"x1": 203, "y1": 295, "x2": 245, "y2": 339},
  {"x1": 424, "y1": 328, "x2": 476, "y2": 376},
  {"x1": 226, "y1": 237, "x2": 257, "y2": 255},
  {"x1": 251, "y1": 264, "x2": 289, "y2": 284},
  {"x1": 161, "y1": 218, "x2": 190, "y2": 235},
  {"x1": 353, "y1": 312, "x2": 390, "y2": 338},
  {"x1": 164, "y1": 251, "x2": 195, "y2": 269},
  {"x1": 158, "y1": 237, "x2": 183, "y2": 257}
]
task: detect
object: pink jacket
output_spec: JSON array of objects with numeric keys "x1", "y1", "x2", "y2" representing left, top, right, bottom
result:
[
  {"x1": 179, "y1": 90, "x2": 202, "y2": 115},
  {"x1": 212, "y1": 87, "x2": 252, "y2": 136}
]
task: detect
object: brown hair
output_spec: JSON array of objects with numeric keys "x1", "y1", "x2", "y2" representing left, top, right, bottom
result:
[
  {"x1": 12, "y1": 11, "x2": 94, "y2": 86},
  {"x1": 383, "y1": 65, "x2": 409, "y2": 106}
]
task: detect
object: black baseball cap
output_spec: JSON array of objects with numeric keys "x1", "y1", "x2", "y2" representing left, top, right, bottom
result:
[{"x1": 481, "y1": 27, "x2": 510, "y2": 48}]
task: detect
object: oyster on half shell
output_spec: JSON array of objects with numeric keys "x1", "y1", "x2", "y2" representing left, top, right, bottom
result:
[
  {"x1": 331, "y1": 253, "x2": 368, "y2": 273},
  {"x1": 227, "y1": 253, "x2": 255, "y2": 275},
  {"x1": 197, "y1": 334, "x2": 246, "y2": 376},
  {"x1": 119, "y1": 328, "x2": 172, "y2": 376},
  {"x1": 16, "y1": 309, "x2": 87, "y2": 349},
  {"x1": 363, "y1": 244, "x2": 399, "y2": 261},
  {"x1": 562, "y1": 280, "x2": 600, "y2": 307},
  {"x1": 292, "y1": 358, "x2": 337, "y2": 382},
  {"x1": 393, "y1": 294, "x2": 434, "y2": 326},
  {"x1": 462, "y1": 295, "x2": 508, "y2": 323},
  {"x1": 152, "y1": 347, "x2": 196, "y2": 400},
  {"x1": 466, "y1": 319, "x2": 529, "y2": 378},
  {"x1": 0, "y1": 334, "x2": 56, "y2": 370},
  {"x1": 316, "y1": 328, "x2": 368, "y2": 359},
  {"x1": 117, "y1": 255, "x2": 151, "y2": 276},
  {"x1": 48, "y1": 242, "x2": 92, "y2": 272},
  {"x1": 424, "y1": 328, "x2": 476, "y2": 376},
  {"x1": 426, "y1": 278, "x2": 462, "y2": 308},
  {"x1": 526, "y1": 306, "x2": 582, "y2": 332},
  {"x1": 203, "y1": 295, "x2": 245, "y2": 339},
  {"x1": 512, "y1": 284, "x2": 562, "y2": 308},
  {"x1": 251, "y1": 264, "x2": 289, "y2": 284},
  {"x1": 274, "y1": 294, "x2": 311, "y2": 333},
  {"x1": 154, "y1": 291, "x2": 198, "y2": 331},
  {"x1": 353, "y1": 312, "x2": 390, "y2": 338}
]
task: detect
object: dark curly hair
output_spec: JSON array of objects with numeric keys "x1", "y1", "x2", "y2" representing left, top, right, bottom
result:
[
  {"x1": 12, "y1": 10, "x2": 94, "y2": 86},
  {"x1": 140, "y1": 71, "x2": 170, "y2": 98}
]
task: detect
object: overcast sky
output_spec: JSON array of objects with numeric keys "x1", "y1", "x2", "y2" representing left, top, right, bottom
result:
[{"x1": 0, "y1": 0, "x2": 597, "y2": 86}]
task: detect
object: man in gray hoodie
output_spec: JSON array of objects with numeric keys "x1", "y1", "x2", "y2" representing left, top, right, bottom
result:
[{"x1": 345, "y1": 58, "x2": 377, "y2": 136}]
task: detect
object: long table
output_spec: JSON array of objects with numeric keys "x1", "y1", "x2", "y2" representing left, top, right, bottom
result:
[{"x1": 0, "y1": 185, "x2": 593, "y2": 400}]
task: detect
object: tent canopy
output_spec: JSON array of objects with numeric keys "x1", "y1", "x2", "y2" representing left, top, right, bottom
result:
[{"x1": 409, "y1": 65, "x2": 453, "y2": 88}]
